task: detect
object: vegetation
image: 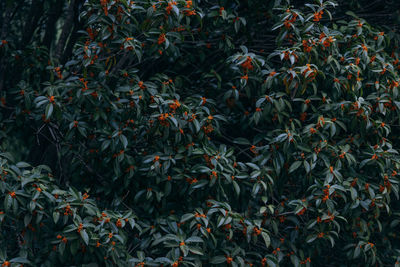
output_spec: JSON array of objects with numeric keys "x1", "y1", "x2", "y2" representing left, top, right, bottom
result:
[{"x1": 1, "y1": 0, "x2": 400, "y2": 266}]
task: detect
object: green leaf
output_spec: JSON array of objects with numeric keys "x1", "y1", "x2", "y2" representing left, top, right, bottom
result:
[
  {"x1": 261, "y1": 232, "x2": 270, "y2": 248},
  {"x1": 210, "y1": 256, "x2": 227, "y2": 264},
  {"x1": 185, "y1": 236, "x2": 203, "y2": 243},
  {"x1": 181, "y1": 213, "x2": 195, "y2": 223},
  {"x1": 80, "y1": 229, "x2": 89, "y2": 245},
  {"x1": 233, "y1": 138, "x2": 250, "y2": 145},
  {"x1": 289, "y1": 161, "x2": 302, "y2": 173},
  {"x1": 45, "y1": 103, "x2": 53, "y2": 119},
  {"x1": 53, "y1": 211, "x2": 60, "y2": 224}
]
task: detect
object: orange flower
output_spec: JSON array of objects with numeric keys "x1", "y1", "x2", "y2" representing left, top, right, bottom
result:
[
  {"x1": 250, "y1": 145, "x2": 257, "y2": 154},
  {"x1": 284, "y1": 20, "x2": 291, "y2": 29},
  {"x1": 365, "y1": 183, "x2": 370, "y2": 190},
  {"x1": 166, "y1": 2, "x2": 177, "y2": 15},
  {"x1": 157, "y1": 33, "x2": 166, "y2": 45},
  {"x1": 253, "y1": 227, "x2": 262, "y2": 235},
  {"x1": 241, "y1": 56, "x2": 254, "y2": 71},
  {"x1": 179, "y1": 241, "x2": 185, "y2": 246},
  {"x1": 77, "y1": 223, "x2": 83, "y2": 233},
  {"x1": 138, "y1": 81, "x2": 146, "y2": 89},
  {"x1": 241, "y1": 74, "x2": 248, "y2": 81},
  {"x1": 185, "y1": 0, "x2": 193, "y2": 8},
  {"x1": 62, "y1": 237, "x2": 68, "y2": 243},
  {"x1": 169, "y1": 99, "x2": 181, "y2": 110},
  {"x1": 313, "y1": 10, "x2": 323, "y2": 22},
  {"x1": 297, "y1": 207, "x2": 306, "y2": 215},
  {"x1": 9, "y1": 191, "x2": 16, "y2": 198},
  {"x1": 371, "y1": 154, "x2": 378, "y2": 160},
  {"x1": 310, "y1": 128, "x2": 316, "y2": 134},
  {"x1": 226, "y1": 256, "x2": 233, "y2": 264}
]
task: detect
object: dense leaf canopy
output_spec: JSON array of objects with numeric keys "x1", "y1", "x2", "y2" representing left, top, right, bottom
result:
[{"x1": 1, "y1": 0, "x2": 400, "y2": 266}]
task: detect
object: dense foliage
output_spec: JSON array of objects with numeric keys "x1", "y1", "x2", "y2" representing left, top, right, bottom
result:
[{"x1": 1, "y1": 0, "x2": 400, "y2": 266}]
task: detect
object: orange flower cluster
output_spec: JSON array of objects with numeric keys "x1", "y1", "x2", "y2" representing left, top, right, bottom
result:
[
  {"x1": 299, "y1": 112, "x2": 307, "y2": 121},
  {"x1": 203, "y1": 124, "x2": 214, "y2": 134},
  {"x1": 63, "y1": 204, "x2": 73, "y2": 216},
  {"x1": 54, "y1": 67, "x2": 62, "y2": 79},
  {"x1": 183, "y1": 2, "x2": 196, "y2": 17},
  {"x1": 322, "y1": 36, "x2": 334, "y2": 47},
  {"x1": 322, "y1": 185, "x2": 330, "y2": 202},
  {"x1": 261, "y1": 258, "x2": 267, "y2": 267},
  {"x1": 158, "y1": 113, "x2": 171, "y2": 127},
  {"x1": 79, "y1": 78, "x2": 88, "y2": 92},
  {"x1": 250, "y1": 145, "x2": 258, "y2": 154},
  {"x1": 186, "y1": 177, "x2": 198, "y2": 184},
  {"x1": 157, "y1": 33, "x2": 166, "y2": 45},
  {"x1": 302, "y1": 64, "x2": 316, "y2": 80},
  {"x1": 253, "y1": 227, "x2": 261, "y2": 235},
  {"x1": 241, "y1": 56, "x2": 254, "y2": 71},
  {"x1": 169, "y1": 99, "x2": 181, "y2": 111},
  {"x1": 57, "y1": 234, "x2": 68, "y2": 244},
  {"x1": 297, "y1": 207, "x2": 306, "y2": 215},
  {"x1": 284, "y1": 12, "x2": 298, "y2": 29},
  {"x1": 138, "y1": 81, "x2": 146, "y2": 89},
  {"x1": 226, "y1": 256, "x2": 233, "y2": 264},
  {"x1": 77, "y1": 223, "x2": 83, "y2": 233},
  {"x1": 313, "y1": 10, "x2": 323, "y2": 22},
  {"x1": 300, "y1": 257, "x2": 311, "y2": 264},
  {"x1": 166, "y1": 1, "x2": 177, "y2": 15},
  {"x1": 302, "y1": 39, "x2": 314, "y2": 52}
]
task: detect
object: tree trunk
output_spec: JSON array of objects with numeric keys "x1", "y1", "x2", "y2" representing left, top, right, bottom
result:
[
  {"x1": 43, "y1": 0, "x2": 64, "y2": 51},
  {"x1": 55, "y1": 0, "x2": 76, "y2": 62}
]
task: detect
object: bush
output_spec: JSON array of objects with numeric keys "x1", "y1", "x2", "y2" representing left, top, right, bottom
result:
[{"x1": 1, "y1": 0, "x2": 400, "y2": 266}]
